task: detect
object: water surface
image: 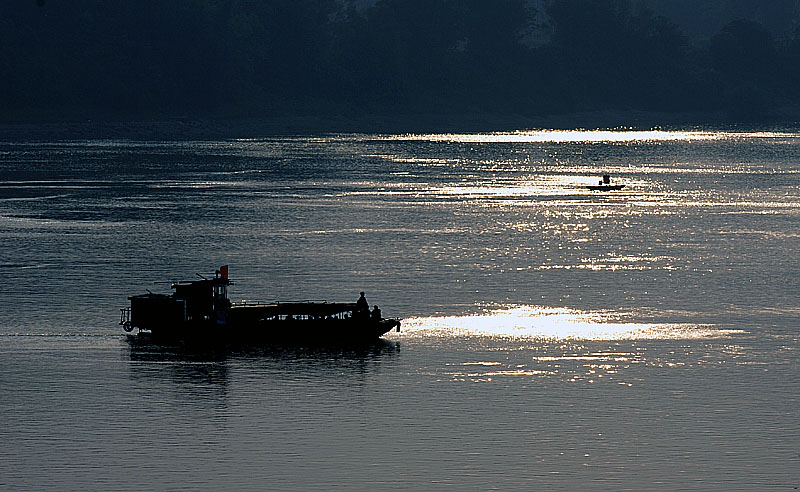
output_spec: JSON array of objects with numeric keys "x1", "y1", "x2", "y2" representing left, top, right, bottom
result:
[{"x1": 1, "y1": 130, "x2": 798, "y2": 490}]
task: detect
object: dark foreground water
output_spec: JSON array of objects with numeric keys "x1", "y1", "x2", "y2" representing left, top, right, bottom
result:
[{"x1": 1, "y1": 130, "x2": 798, "y2": 490}]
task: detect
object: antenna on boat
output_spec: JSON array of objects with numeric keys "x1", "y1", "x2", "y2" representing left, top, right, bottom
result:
[{"x1": 196, "y1": 273, "x2": 208, "y2": 280}]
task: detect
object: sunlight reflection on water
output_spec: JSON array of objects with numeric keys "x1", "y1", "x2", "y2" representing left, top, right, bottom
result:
[
  {"x1": 401, "y1": 305, "x2": 740, "y2": 340},
  {"x1": 383, "y1": 129, "x2": 723, "y2": 143},
  {"x1": 378, "y1": 129, "x2": 800, "y2": 144}
]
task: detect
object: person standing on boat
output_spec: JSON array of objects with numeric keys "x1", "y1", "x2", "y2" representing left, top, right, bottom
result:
[
  {"x1": 357, "y1": 292, "x2": 369, "y2": 315},
  {"x1": 371, "y1": 305, "x2": 381, "y2": 320}
]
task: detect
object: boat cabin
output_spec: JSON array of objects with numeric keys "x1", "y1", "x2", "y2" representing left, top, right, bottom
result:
[{"x1": 122, "y1": 269, "x2": 230, "y2": 332}]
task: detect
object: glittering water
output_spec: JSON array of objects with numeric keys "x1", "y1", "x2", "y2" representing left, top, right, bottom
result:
[{"x1": 0, "y1": 130, "x2": 798, "y2": 490}]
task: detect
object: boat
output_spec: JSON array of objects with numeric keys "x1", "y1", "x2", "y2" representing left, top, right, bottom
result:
[
  {"x1": 586, "y1": 174, "x2": 625, "y2": 191},
  {"x1": 587, "y1": 184, "x2": 625, "y2": 191},
  {"x1": 119, "y1": 266, "x2": 401, "y2": 343}
]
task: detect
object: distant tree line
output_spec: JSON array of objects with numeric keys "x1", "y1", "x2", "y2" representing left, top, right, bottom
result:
[{"x1": 2, "y1": 0, "x2": 800, "y2": 122}]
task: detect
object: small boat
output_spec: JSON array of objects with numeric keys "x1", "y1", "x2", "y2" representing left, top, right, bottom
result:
[
  {"x1": 586, "y1": 174, "x2": 625, "y2": 191},
  {"x1": 119, "y1": 266, "x2": 400, "y2": 343},
  {"x1": 586, "y1": 184, "x2": 625, "y2": 191}
]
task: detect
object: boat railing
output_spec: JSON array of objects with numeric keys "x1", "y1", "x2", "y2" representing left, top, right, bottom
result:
[
  {"x1": 235, "y1": 299, "x2": 279, "y2": 306},
  {"x1": 235, "y1": 299, "x2": 328, "y2": 306}
]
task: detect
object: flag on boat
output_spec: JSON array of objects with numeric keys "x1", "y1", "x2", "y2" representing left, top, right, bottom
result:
[{"x1": 220, "y1": 265, "x2": 228, "y2": 279}]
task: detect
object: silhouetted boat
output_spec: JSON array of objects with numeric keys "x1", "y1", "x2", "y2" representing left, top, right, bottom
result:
[
  {"x1": 119, "y1": 266, "x2": 400, "y2": 343},
  {"x1": 586, "y1": 184, "x2": 625, "y2": 191},
  {"x1": 586, "y1": 174, "x2": 625, "y2": 191}
]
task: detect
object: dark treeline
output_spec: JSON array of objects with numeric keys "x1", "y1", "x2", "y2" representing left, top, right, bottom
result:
[{"x1": 3, "y1": 0, "x2": 800, "y2": 123}]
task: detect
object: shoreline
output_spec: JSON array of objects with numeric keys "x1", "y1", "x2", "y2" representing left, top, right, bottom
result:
[{"x1": 1, "y1": 110, "x2": 798, "y2": 141}]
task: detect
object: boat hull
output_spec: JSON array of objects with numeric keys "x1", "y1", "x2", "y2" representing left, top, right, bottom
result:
[
  {"x1": 586, "y1": 184, "x2": 625, "y2": 191},
  {"x1": 127, "y1": 317, "x2": 401, "y2": 344}
]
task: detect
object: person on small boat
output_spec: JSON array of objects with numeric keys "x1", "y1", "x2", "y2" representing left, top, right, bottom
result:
[
  {"x1": 371, "y1": 305, "x2": 381, "y2": 320},
  {"x1": 357, "y1": 292, "x2": 369, "y2": 315}
]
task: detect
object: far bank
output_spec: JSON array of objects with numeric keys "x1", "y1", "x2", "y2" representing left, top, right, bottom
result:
[{"x1": 2, "y1": 109, "x2": 799, "y2": 141}]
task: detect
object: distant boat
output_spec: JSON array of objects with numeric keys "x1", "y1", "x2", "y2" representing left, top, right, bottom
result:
[
  {"x1": 586, "y1": 174, "x2": 625, "y2": 191},
  {"x1": 119, "y1": 266, "x2": 401, "y2": 343}
]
